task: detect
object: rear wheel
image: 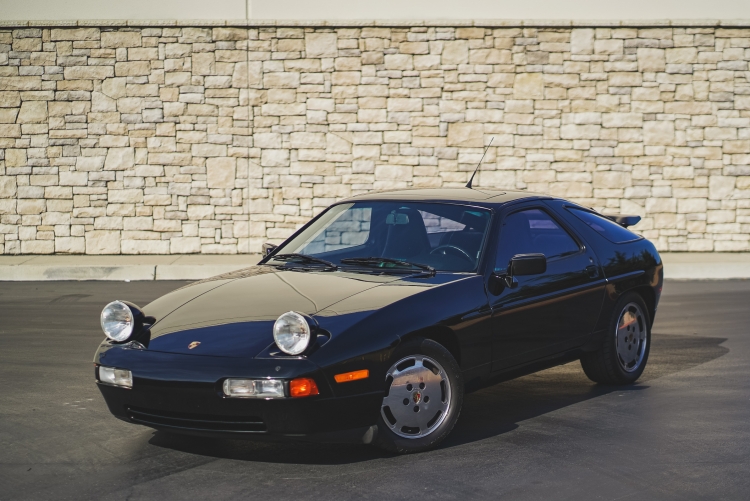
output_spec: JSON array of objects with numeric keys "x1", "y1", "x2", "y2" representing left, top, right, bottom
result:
[
  {"x1": 374, "y1": 339, "x2": 463, "y2": 453},
  {"x1": 580, "y1": 292, "x2": 651, "y2": 385}
]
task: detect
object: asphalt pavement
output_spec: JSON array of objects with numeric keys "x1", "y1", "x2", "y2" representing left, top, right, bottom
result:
[{"x1": 0, "y1": 280, "x2": 748, "y2": 500}]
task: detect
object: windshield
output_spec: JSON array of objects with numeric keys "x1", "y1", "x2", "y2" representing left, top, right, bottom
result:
[{"x1": 269, "y1": 202, "x2": 492, "y2": 273}]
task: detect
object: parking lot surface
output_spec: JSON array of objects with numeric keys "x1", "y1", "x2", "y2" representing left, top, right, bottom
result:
[{"x1": 1, "y1": 280, "x2": 748, "y2": 500}]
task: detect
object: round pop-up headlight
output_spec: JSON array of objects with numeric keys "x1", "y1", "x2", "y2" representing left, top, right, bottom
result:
[
  {"x1": 273, "y1": 311, "x2": 311, "y2": 355},
  {"x1": 101, "y1": 300, "x2": 135, "y2": 342}
]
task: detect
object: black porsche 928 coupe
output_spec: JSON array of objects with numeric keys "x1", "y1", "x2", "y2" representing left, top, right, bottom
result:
[{"x1": 95, "y1": 188, "x2": 663, "y2": 453}]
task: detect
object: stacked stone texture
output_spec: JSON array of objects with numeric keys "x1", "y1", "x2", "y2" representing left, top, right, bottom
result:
[{"x1": 0, "y1": 25, "x2": 749, "y2": 254}]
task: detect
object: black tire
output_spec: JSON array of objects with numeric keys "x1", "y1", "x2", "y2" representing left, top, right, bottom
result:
[
  {"x1": 374, "y1": 338, "x2": 463, "y2": 454},
  {"x1": 580, "y1": 291, "x2": 651, "y2": 385}
]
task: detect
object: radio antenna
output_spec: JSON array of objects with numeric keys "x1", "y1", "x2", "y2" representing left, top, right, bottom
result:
[{"x1": 465, "y1": 137, "x2": 494, "y2": 189}]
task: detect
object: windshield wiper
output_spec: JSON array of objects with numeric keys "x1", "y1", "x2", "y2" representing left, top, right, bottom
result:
[
  {"x1": 271, "y1": 253, "x2": 338, "y2": 270},
  {"x1": 340, "y1": 257, "x2": 435, "y2": 274}
]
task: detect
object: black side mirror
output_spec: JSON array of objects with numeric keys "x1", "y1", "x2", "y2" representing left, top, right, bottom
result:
[
  {"x1": 262, "y1": 242, "x2": 278, "y2": 257},
  {"x1": 510, "y1": 253, "x2": 546, "y2": 276},
  {"x1": 488, "y1": 253, "x2": 546, "y2": 295}
]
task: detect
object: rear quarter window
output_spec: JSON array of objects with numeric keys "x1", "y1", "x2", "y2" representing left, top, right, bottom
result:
[{"x1": 568, "y1": 208, "x2": 642, "y2": 244}]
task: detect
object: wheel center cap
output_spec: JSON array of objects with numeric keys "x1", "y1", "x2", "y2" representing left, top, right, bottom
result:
[{"x1": 412, "y1": 390, "x2": 422, "y2": 404}]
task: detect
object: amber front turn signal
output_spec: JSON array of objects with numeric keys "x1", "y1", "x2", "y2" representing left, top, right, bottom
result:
[
  {"x1": 289, "y1": 377, "x2": 319, "y2": 398},
  {"x1": 334, "y1": 369, "x2": 369, "y2": 383}
]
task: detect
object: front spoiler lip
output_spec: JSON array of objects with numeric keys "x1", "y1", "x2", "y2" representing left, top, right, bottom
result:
[{"x1": 114, "y1": 414, "x2": 378, "y2": 444}]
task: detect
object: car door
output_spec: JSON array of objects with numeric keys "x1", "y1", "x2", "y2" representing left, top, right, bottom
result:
[{"x1": 489, "y1": 203, "x2": 605, "y2": 371}]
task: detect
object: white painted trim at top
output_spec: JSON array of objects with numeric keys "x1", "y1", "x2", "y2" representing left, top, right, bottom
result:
[{"x1": 1, "y1": 19, "x2": 750, "y2": 28}]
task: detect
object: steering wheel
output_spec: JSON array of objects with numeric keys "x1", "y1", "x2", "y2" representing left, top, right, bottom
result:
[{"x1": 429, "y1": 245, "x2": 474, "y2": 264}]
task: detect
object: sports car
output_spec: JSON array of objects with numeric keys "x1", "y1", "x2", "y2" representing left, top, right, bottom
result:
[{"x1": 94, "y1": 188, "x2": 663, "y2": 453}]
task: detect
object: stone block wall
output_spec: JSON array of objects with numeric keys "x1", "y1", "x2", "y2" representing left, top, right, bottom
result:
[{"x1": 0, "y1": 23, "x2": 749, "y2": 254}]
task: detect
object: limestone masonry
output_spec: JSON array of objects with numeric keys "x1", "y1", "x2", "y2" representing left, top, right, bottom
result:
[{"x1": 0, "y1": 24, "x2": 749, "y2": 254}]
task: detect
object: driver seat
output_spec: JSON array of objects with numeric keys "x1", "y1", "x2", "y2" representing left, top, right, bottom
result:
[{"x1": 381, "y1": 208, "x2": 431, "y2": 259}]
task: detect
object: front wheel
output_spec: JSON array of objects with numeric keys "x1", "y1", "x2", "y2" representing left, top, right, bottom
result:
[
  {"x1": 374, "y1": 339, "x2": 463, "y2": 453},
  {"x1": 580, "y1": 291, "x2": 651, "y2": 385}
]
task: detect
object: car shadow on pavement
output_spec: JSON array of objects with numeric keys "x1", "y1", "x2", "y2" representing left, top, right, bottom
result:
[
  {"x1": 147, "y1": 333, "x2": 728, "y2": 463},
  {"x1": 443, "y1": 332, "x2": 728, "y2": 448}
]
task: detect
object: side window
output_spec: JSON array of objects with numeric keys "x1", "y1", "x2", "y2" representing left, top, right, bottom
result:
[
  {"x1": 568, "y1": 208, "x2": 642, "y2": 244},
  {"x1": 495, "y1": 208, "x2": 580, "y2": 271}
]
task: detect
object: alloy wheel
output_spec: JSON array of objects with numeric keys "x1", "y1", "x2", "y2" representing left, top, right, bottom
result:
[
  {"x1": 380, "y1": 355, "x2": 451, "y2": 439},
  {"x1": 615, "y1": 302, "x2": 648, "y2": 373}
]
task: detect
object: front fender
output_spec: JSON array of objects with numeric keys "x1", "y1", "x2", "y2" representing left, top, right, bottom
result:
[{"x1": 310, "y1": 275, "x2": 491, "y2": 397}]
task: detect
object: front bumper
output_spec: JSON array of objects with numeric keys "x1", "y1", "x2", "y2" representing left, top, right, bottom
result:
[
  {"x1": 98, "y1": 382, "x2": 382, "y2": 442},
  {"x1": 95, "y1": 344, "x2": 383, "y2": 442}
]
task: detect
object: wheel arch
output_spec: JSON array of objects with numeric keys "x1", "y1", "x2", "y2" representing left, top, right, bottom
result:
[
  {"x1": 403, "y1": 325, "x2": 462, "y2": 367},
  {"x1": 628, "y1": 285, "x2": 656, "y2": 328}
]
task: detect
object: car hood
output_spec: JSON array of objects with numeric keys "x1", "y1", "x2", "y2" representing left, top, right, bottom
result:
[{"x1": 141, "y1": 265, "x2": 448, "y2": 358}]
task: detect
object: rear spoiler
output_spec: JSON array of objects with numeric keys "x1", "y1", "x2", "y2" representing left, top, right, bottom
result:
[{"x1": 601, "y1": 213, "x2": 641, "y2": 228}]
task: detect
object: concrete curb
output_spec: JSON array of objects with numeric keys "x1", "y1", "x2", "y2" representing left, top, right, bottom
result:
[
  {"x1": 658, "y1": 253, "x2": 750, "y2": 280},
  {"x1": 666, "y1": 264, "x2": 750, "y2": 280},
  {"x1": 0, "y1": 253, "x2": 748, "y2": 281},
  {"x1": 0, "y1": 264, "x2": 157, "y2": 281},
  {"x1": 0, "y1": 255, "x2": 263, "y2": 281}
]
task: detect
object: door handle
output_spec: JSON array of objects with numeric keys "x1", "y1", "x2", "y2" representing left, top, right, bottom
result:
[{"x1": 585, "y1": 265, "x2": 599, "y2": 278}]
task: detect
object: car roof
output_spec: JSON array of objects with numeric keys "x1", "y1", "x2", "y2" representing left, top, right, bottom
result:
[{"x1": 341, "y1": 188, "x2": 547, "y2": 206}]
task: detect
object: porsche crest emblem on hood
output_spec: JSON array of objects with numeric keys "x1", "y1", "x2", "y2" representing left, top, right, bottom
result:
[{"x1": 188, "y1": 341, "x2": 201, "y2": 349}]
